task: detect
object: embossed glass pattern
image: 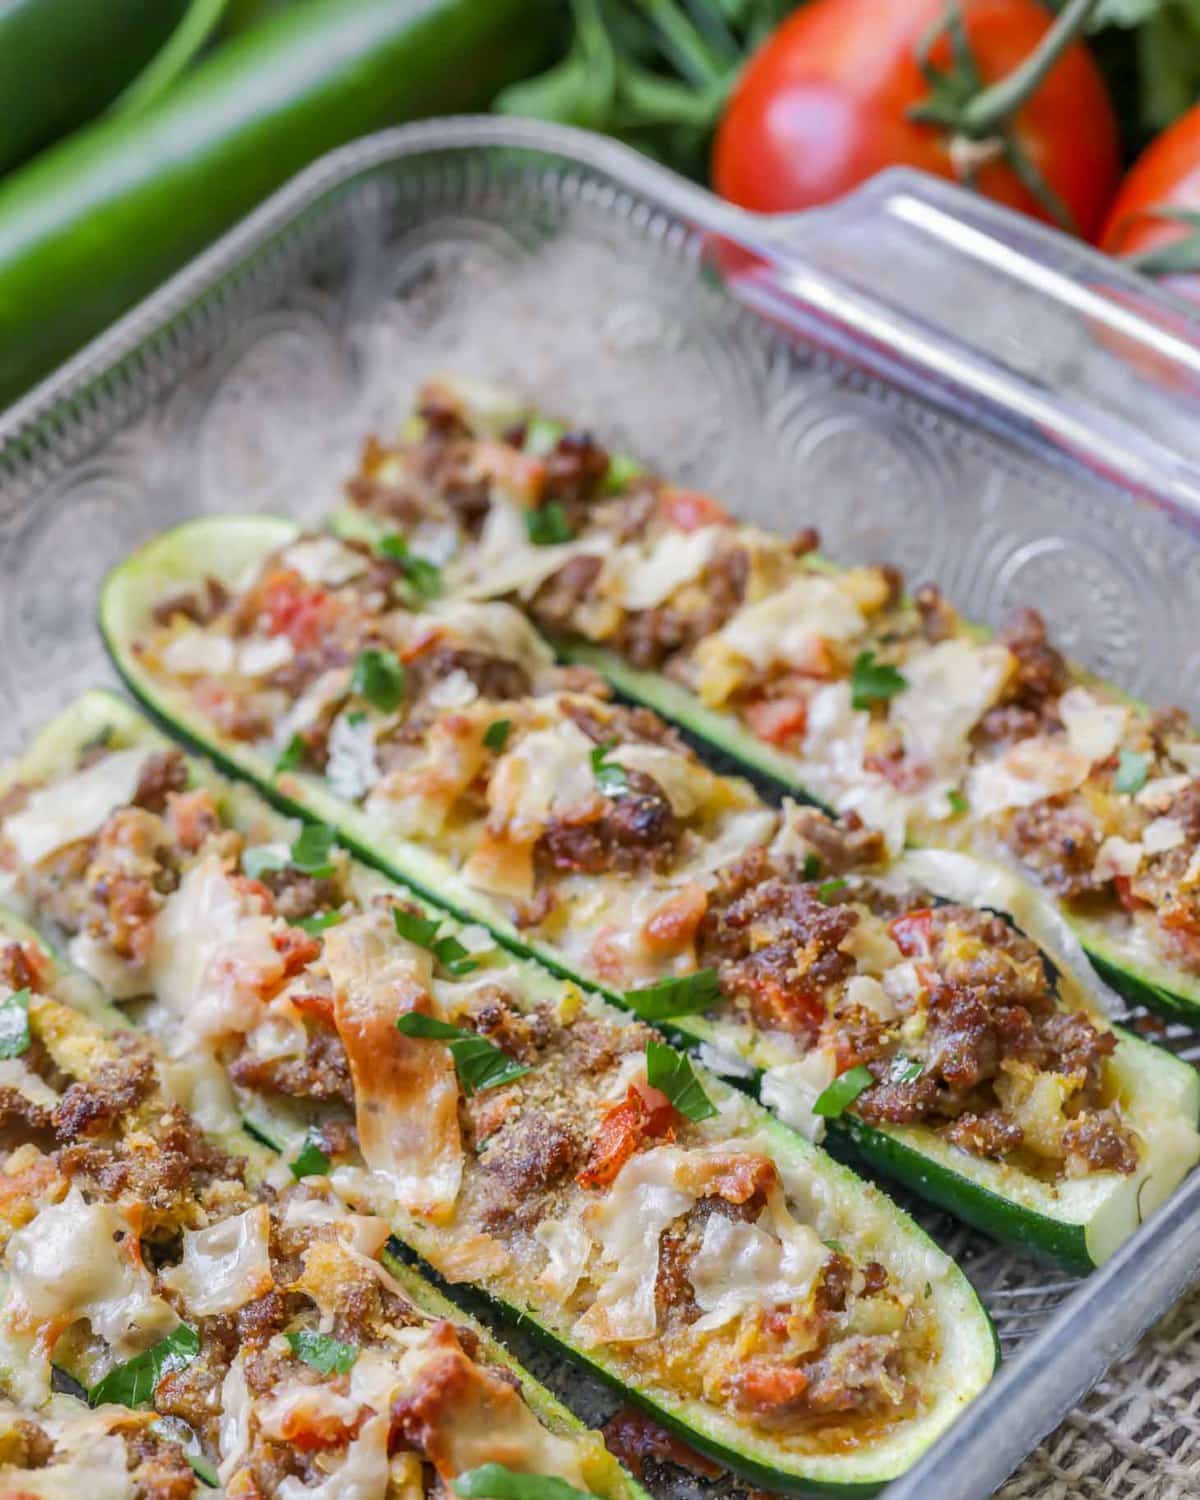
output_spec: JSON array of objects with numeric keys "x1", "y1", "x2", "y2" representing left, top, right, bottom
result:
[{"x1": 2, "y1": 116, "x2": 1200, "y2": 1500}]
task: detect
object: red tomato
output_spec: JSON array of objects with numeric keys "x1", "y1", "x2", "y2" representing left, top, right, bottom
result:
[
  {"x1": 658, "y1": 487, "x2": 731, "y2": 532},
  {"x1": 745, "y1": 696, "x2": 808, "y2": 746},
  {"x1": 1100, "y1": 103, "x2": 1200, "y2": 303},
  {"x1": 888, "y1": 908, "x2": 935, "y2": 958},
  {"x1": 713, "y1": 0, "x2": 1120, "y2": 241}
]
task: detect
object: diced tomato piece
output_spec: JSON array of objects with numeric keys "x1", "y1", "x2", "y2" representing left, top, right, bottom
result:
[
  {"x1": 1113, "y1": 875, "x2": 1147, "y2": 914},
  {"x1": 728, "y1": 1365, "x2": 811, "y2": 1415},
  {"x1": 658, "y1": 487, "x2": 731, "y2": 532},
  {"x1": 577, "y1": 1081, "x2": 680, "y2": 1190},
  {"x1": 290, "y1": 990, "x2": 337, "y2": 1028},
  {"x1": 273, "y1": 927, "x2": 322, "y2": 980},
  {"x1": 260, "y1": 569, "x2": 339, "y2": 651},
  {"x1": 889, "y1": 908, "x2": 935, "y2": 958},
  {"x1": 642, "y1": 884, "x2": 708, "y2": 955},
  {"x1": 230, "y1": 874, "x2": 276, "y2": 913},
  {"x1": 745, "y1": 696, "x2": 808, "y2": 747},
  {"x1": 739, "y1": 973, "x2": 826, "y2": 1039}
]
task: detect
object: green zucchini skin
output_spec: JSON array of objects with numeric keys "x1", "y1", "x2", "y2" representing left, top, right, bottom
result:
[
  {"x1": 96, "y1": 518, "x2": 1200, "y2": 1272},
  {"x1": 0, "y1": 906, "x2": 649, "y2": 1500},
  {"x1": 5, "y1": 688, "x2": 998, "y2": 1496}
]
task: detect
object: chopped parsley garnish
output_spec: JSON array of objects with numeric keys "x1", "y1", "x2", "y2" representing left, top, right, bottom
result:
[
  {"x1": 890, "y1": 1055, "x2": 924, "y2": 1085},
  {"x1": 946, "y1": 789, "x2": 969, "y2": 816},
  {"x1": 813, "y1": 1065, "x2": 875, "y2": 1119},
  {"x1": 625, "y1": 970, "x2": 722, "y2": 1020},
  {"x1": 590, "y1": 739, "x2": 628, "y2": 795},
  {"x1": 295, "y1": 911, "x2": 343, "y2": 936},
  {"x1": 290, "y1": 823, "x2": 337, "y2": 879},
  {"x1": 286, "y1": 1329, "x2": 358, "y2": 1376},
  {"x1": 454, "y1": 1466, "x2": 594, "y2": 1500},
  {"x1": 395, "y1": 1012, "x2": 530, "y2": 1096},
  {"x1": 523, "y1": 417, "x2": 564, "y2": 457},
  {"x1": 392, "y1": 907, "x2": 479, "y2": 976},
  {"x1": 289, "y1": 1132, "x2": 331, "y2": 1180},
  {"x1": 849, "y1": 650, "x2": 908, "y2": 710},
  {"x1": 1114, "y1": 749, "x2": 1149, "y2": 796},
  {"x1": 526, "y1": 503, "x2": 574, "y2": 546},
  {"x1": 645, "y1": 1040, "x2": 717, "y2": 1122},
  {"x1": 275, "y1": 734, "x2": 306, "y2": 774},
  {"x1": 602, "y1": 452, "x2": 644, "y2": 496},
  {"x1": 0, "y1": 988, "x2": 31, "y2": 1060},
  {"x1": 351, "y1": 647, "x2": 406, "y2": 713},
  {"x1": 90, "y1": 1324, "x2": 200, "y2": 1407},
  {"x1": 815, "y1": 877, "x2": 847, "y2": 904},
  {"x1": 483, "y1": 718, "x2": 512, "y2": 753},
  {"x1": 802, "y1": 851, "x2": 822, "y2": 881},
  {"x1": 379, "y1": 533, "x2": 442, "y2": 599},
  {"x1": 244, "y1": 826, "x2": 336, "y2": 882}
]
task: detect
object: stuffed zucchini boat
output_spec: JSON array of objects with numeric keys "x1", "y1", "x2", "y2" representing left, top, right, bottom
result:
[
  {"x1": 0, "y1": 691, "x2": 997, "y2": 1494},
  {"x1": 98, "y1": 521, "x2": 1200, "y2": 1269},
  {"x1": 328, "y1": 376, "x2": 1200, "y2": 1024},
  {"x1": 0, "y1": 909, "x2": 637, "y2": 1500}
]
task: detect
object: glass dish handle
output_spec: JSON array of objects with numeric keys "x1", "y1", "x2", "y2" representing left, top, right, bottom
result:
[{"x1": 720, "y1": 168, "x2": 1200, "y2": 519}]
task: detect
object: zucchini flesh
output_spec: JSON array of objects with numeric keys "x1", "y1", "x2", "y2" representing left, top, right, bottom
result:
[
  {"x1": 98, "y1": 518, "x2": 1200, "y2": 1271},
  {"x1": 0, "y1": 904, "x2": 646, "y2": 1500},
  {"x1": 3, "y1": 690, "x2": 997, "y2": 1496}
]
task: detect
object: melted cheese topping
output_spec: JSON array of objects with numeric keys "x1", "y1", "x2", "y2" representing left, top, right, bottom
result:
[
  {"x1": 698, "y1": 574, "x2": 866, "y2": 691},
  {"x1": 2, "y1": 749, "x2": 151, "y2": 867},
  {"x1": 1058, "y1": 687, "x2": 1129, "y2": 764},
  {"x1": 484, "y1": 720, "x2": 600, "y2": 842},
  {"x1": 5, "y1": 1187, "x2": 177, "y2": 1357},
  {"x1": 891, "y1": 640, "x2": 1012, "y2": 774},
  {"x1": 427, "y1": 599, "x2": 556, "y2": 679},
  {"x1": 161, "y1": 1204, "x2": 273, "y2": 1316},
  {"x1": 688, "y1": 1200, "x2": 826, "y2": 1332},
  {"x1": 606, "y1": 526, "x2": 723, "y2": 611},
  {"x1": 967, "y1": 737, "x2": 1092, "y2": 817},
  {"x1": 149, "y1": 854, "x2": 284, "y2": 1046},
  {"x1": 324, "y1": 915, "x2": 464, "y2": 1220}
]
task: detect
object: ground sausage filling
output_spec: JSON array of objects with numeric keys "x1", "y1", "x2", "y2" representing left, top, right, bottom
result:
[
  {"x1": 0, "y1": 937, "x2": 624, "y2": 1500},
  {"x1": 115, "y1": 562, "x2": 1146, "y2": 1188},
  {"x1": 0, "y1": 735, "x2": 964, "y2": 1451},
  {"x1": 334, "y1": 376, "x2": 1200, "y2": 986}
]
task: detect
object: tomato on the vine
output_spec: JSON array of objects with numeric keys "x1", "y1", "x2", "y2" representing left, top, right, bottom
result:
[
  {"x1": 1101, "y1": 102, "x2": 1200, "y2": 302},
  {"x1": 712, "y1": 0, "x2": 1121, "y2": 242}
]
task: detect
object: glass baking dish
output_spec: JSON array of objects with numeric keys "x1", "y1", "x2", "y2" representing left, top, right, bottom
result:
[{"x1": 2, "y1": 115, "x2": 1200, "y2": 1499}]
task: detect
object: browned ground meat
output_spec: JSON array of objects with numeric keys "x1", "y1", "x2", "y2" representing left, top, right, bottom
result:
[
  {"x1": 478, "y1": 1110, "x2": 580, "y2": 1226},
  {"x1": 530, "y1": 554, "x2": 604, "y2": 634},
  {"x1": 785, "y1": 807, "x2": 887, "y2": 877},
  {"x1": 125, "y1": 1427, "x2": 199, "y2": 1500},
  {"x1": 698, "y1": 852, "x2": 857, "y2": 1036},
  {"x1": 51, "y1": 1043, "x2": 156, "y2": 1141},
  {"x1": 1061, "y1": 1113, "x2": 1139, "y2": 1173},
  {"x1": 132, "y1": 751, "x2": 189, "y2": 814},
  {"x1": 409, "y1": 644, "x2": 532, "y2": 705},
  {"x1": 609, "y1": 542, "x2": 750, "y2": 671},
  {"x1": 942, "y1": 1111, "x2": 1025, "y2": 1158},
  {"x1": 59, "y1": 1104, "x2": 244, "y2": 1223},
  {"x1": 536, "y1": 769, "x2": 681, "y2": 878},
  {"x1": 601, "y1": 1406, "x2": 723, "y2": 1482},
  {"x1": 541, "y1": 431, "x2": 610, "y2": 508},
  {"x1": 227, "y1": 1030, "x2": 354, "y2": 1108},
  {"x1": 1167, "y1": 779, "x2": 1200, "y2": 841},
  {"x1": 260, "y1": 867, "x2": 338, "y2": 923},
  {"x1": 562, "y1": 699, "x2": 687, "y2": 753},
  {"x1": 1002, "y1": 797, "x2": 1103, "y2": 898},
  {"x1": 977, "y1": 608, "x2": 1069, "y2": 744},
  {"x1": 913, "y1": 583, "x2": 957, "y2": 644},
  {"x1": 151, "y1": 576, "x2": 229, "y2": 628}
]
